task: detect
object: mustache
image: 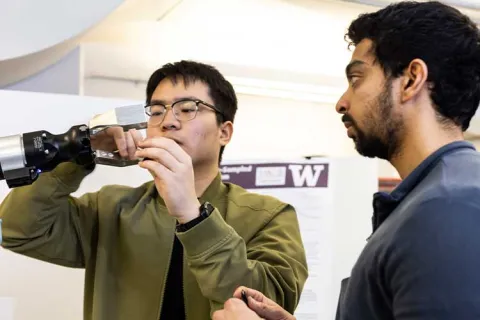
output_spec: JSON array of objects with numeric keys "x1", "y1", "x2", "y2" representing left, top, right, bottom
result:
[{"x1": 341, "y1": 114, "x2": 356, "y2": 125}]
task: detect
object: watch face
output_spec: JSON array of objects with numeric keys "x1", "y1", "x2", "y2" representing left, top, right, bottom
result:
[{"x1": 202, "y1": 202, "x2": 214, "y2": 215}]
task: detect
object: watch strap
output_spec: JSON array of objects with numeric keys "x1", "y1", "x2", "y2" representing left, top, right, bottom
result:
[{"x1": 176, "y1": 202, "x2": 214, "y2": 232}]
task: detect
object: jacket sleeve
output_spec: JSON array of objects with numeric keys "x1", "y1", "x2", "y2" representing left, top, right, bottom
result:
[
  {"x1": 176, "y1": 202, "x2": 308, "y2": 315},
  {"x1": 0, "y1": 162, "x2": 99, "y2": 268}
]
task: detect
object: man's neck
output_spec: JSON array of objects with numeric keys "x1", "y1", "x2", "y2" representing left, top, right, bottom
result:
[
  {"x1": 390, "y1": 122, "x2": 464, "y2": 179},
  {"x1": 193, "y1": 163, "x2": 220, "y2": 197}
]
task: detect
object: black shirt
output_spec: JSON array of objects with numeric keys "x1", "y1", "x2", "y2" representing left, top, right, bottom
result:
[{"x1": 159, "y1": 235, "x2": 185, "y2": 320}]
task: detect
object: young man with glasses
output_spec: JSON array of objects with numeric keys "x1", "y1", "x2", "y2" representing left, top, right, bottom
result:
[{"x1": 0, "y1": 60, "x2": 308, "y2": 320}]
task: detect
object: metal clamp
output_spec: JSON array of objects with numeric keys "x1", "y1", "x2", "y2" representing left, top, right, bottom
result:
[
  {"x1": 88, "y1": 104, "x2": 148, "y2": 167},
  {"x1": 94, "y1": 150, "x2": 141, "y2": 167}
]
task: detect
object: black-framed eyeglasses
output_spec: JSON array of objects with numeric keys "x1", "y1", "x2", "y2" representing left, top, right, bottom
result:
[{"x1": 144, "y1": 98, "x2": 223, "y2": 126}]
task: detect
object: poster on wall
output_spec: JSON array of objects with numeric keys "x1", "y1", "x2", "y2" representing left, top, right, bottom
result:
[{"x1": 220, "y1": 158, "x2": 335, "y2": 320}]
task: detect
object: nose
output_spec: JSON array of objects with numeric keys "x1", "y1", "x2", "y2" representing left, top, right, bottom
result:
[
  {"x1": 335, "y1": 92, "x2": 349, "y2": 114},
  {"x1": 161, "y1": 107, "x2": 180, "y2": 131}
]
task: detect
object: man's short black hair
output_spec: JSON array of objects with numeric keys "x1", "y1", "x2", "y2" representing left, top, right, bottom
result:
[
  {"x1": 146, "y1": 60, "x2": 238, "y2": 163},
  {"x1": 346, "y1": 1, "x2": 480, "y2": 131}
]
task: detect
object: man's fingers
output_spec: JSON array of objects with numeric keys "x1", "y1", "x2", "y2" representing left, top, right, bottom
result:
[
  {"x1": 248, "y1": 297, "x2": 293, "y2": 320},
  {"x1": 247, "y1": 298, "x2": 274, "y2": 318},
  {"x1": 212, "y1": 299, "x2": 243, "y2": 320},
  {"x1": 138, "y1": 159, "x2": 172, "y2": 179},
  {"x1": 232, "y1": 287, "x2": 245, "y2": 299},
  {"x1": 136, "y1": 147, "x2": 178, "y2": 171},
  {"x1": 212, "y1": 310, "x2": 225, "y2": 320},
  {"x1": 129, "y1": 128, "x2": 144, "y2": 146},
  {"x1": 138, "y1": 137, "x2": 190, "y2": 164},
  {"x1": 108, "y1": 127, "x2": 128, "y2": 157},
  {"x1": 233, "y1": 287, "x2": 266, "y2": 304},
  {"x1": 125, "y1": 131, "x2": 137, "y2": 160},
  {"x1": 224, "y1": 298, "x2": 245, "y2": 309}
]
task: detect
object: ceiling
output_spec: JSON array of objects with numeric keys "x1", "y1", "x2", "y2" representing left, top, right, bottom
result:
[
  {"x1": 80, "y1": 0, "x2": 183, "y2": 44},
  {"x1": 327, "y1": 0, "x2": 480, "y2": 21}
]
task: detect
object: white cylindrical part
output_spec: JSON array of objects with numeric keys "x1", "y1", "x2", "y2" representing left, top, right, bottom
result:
[{"x1": 0, "y1": 134, "x2": 26, "y2": 171}]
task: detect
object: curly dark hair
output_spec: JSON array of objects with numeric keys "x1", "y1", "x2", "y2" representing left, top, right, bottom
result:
[
  {"x1": 146, "y1": 60, "x2": 238, "y2": 163},
  {"x1": 346, "y1": 1, "x2": 480, "y2": 131}
]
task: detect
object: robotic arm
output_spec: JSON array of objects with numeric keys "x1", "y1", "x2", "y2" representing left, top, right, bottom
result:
[
  {"x1": 0, "y1": 104, "x2": 147, "y2": 188},
  {"x1": 0, "y1": 125, "x2": 92, "y2": 188}
]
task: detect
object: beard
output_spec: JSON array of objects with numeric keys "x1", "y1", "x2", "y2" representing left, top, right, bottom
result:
[{"x1": 350, "y1": 80, "x2": 403, "y2": 160}]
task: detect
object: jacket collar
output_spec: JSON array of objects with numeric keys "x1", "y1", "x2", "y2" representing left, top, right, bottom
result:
[
  {"x1": 370, "y1": 140, "x2": 475, "y2": 234},
  {"x1": 198, "y1": 171, "x2": 228, "y2": 204}
]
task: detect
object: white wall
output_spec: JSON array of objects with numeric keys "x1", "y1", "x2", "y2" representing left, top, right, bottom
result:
[
  {"x1": 84, "y1": 76, "x2": 146, "y2": 101},
  {"x1": 225, "y1": 94, "x2": 354, "y2": 159},
  {"x1": 4, "y1": 48, "x2": 82, "y2": 95},
  {"x1": 331, "y1": 156, "x2": 378, "y2": 315}
]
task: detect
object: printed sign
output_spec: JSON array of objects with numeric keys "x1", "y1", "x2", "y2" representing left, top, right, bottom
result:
[{"x1": 220, "y1": 162, "x2": 329, "y2": 188}]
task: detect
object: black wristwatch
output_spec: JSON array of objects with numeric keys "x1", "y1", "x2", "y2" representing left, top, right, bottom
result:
[{"x1": 176, "y1": 201, "x2": 215, "y2": 232}]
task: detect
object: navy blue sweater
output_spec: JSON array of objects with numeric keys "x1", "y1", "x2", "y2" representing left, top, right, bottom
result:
[{"x1": 338, "y1": 141, "x2": 480, "y2": 320}]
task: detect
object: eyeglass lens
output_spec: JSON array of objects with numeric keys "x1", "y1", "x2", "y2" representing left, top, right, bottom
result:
[{"x1": 146, "y1": 100, "x2": 198, "y2": 125}]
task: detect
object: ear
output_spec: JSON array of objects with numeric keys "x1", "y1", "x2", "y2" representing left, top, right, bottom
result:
[
  {"x1": 219, "y1": 121, "x2": 233, "y2": 146},
  {"x1": 400, "y1": 58, "x2": 428, "y2": 103}
]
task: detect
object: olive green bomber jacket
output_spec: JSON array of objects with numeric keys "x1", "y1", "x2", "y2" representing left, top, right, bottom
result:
[{"x1": 0, "y1": 162, "x2": 308, "y2": 320}]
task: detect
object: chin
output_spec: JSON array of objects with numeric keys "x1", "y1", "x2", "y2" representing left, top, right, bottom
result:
[{"x1": 355, "y1": 140, "x2": 390, "y2": 160}]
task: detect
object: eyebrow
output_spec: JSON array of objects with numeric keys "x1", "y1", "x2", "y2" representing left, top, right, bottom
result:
[
  {"x1": 150, "y1": 96, "x2": 200, "y2": 105},
  {"x1": 345, "y1": 60, "x2": 366, "y2": 76}
]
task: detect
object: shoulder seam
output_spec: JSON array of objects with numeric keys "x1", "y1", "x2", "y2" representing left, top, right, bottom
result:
[{"x1": 228, "y1": 197, "x2": 288, "y2": 226}]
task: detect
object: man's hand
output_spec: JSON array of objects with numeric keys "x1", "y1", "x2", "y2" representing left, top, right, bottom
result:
[
  {"x1": 232, "y1": 287, "x2": 296, "y2": 320},
  {"x1": 212, "y1": 298, "x2": 263, "y2": 320},
  {"x1": 90, "y1": 127, "x2": 141, "y2": 160},
  {"x1": 135, "y1": 137, "x2": 200, "y2": 224}
]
